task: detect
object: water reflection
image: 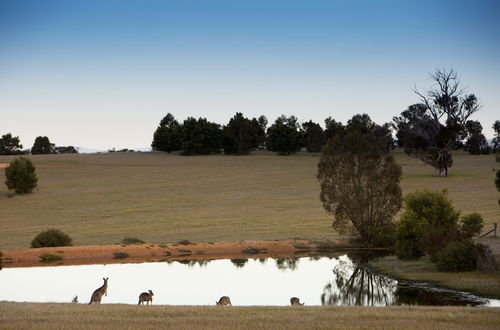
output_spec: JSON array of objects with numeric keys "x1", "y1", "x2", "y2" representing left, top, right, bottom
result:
[
  {"x1": 0, "y1": 254, "x2": 497, "y2": 306},
  {"x1": 321, "y1": 255, "x2": 397, "y2": 306}
]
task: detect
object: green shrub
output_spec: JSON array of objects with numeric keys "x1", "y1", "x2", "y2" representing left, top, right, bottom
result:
[
  {"x1": 113, "y1": 251, "x2": 129, "y2": 259},
  {"x1": 5, "y1": 156, "x2": 38, "y2": 194},
  {"x1": 395, "y1": 213, "x2": 426, "y2": 260},
  {"x1": 434, "y1": 240, "x2": 477, "y2": 272},
  {"x1": 459, "y1": 213, "x2": 484, "y2": 238},
  {"x1": 395, "y1": 189, "x2": 460, "y2": 259},
  {"x1": 31, "y1": 229, "x2": 73, "y2": 248},
  {"x1": 121, "y1": 237, "x2": 145, "y2": 245},
  {"x1": 39, "y1": 253, "x2": 63, "y2": 263}
]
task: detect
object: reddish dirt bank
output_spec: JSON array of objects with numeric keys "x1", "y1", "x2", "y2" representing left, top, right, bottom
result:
[{"x1": 1, "y1": 239, "x2": 355, "y2": 268}]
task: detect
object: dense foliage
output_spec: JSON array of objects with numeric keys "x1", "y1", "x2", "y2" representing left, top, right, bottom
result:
[
  {"x1": 223, "y1": 112, "x2": 255, "y2": 155},
  {"x1": 0, "y1": 133, "x2": 23, "y2": 155},
  {"x1": 181, "y1": 117, "x2": 222, "y2": 155},
  {"x1": 31, "y1": 228, "x2": 73, "y2": 248},
  {"x1": 5, "y1": 156, "x2": 38, "y2": 194},
  {"x1": 395, "y1": 189, "x2": 460, "y2": 259},
  {"x1": 31, "y1": 136, "x2": 54, "y2": 154},
  {"x1": 318, "y1": 131, "x2": 402, "y2": 245},
  {"x1": 151, "y1": 113, "x2": 183, "y2": 153},
  {"x1": 266, "y1": 115, "x2": 303, "y2": 155}
]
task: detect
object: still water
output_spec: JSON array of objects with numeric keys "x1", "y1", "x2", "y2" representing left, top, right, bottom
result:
[{"x1": 1, "y1": 254, "x2": 498, "y2": 306}]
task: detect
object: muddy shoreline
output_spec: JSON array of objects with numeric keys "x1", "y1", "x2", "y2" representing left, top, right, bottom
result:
[{"x1": 1, "y1": 239, "x2": 375, "y2": 268}]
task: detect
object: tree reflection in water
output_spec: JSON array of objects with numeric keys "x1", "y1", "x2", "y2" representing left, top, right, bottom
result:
[
  {"x1": 321, "y1": 254, "x2": 397, "y2": 306},
  {"x1": 275, "y1": 258, "x2": 299, "y2": 271}
]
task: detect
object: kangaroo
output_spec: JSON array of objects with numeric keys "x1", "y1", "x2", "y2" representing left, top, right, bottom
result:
[
  {"x1": 88, "y1": 277, "x2": 108, "y2": 304},
  {"x1": 138, "y1": 290, "x2": 154, "y2": 305},
  {"x1": 290, "y1": 297, "x2": 304, "y2": 306},
  {"x1": 216, "y1": 296, "x2": 232, "y2": 306}
]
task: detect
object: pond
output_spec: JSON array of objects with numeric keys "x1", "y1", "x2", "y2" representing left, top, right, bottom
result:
[{"x1": 1, "y1": 253, "x2": 498, "y2": 307}]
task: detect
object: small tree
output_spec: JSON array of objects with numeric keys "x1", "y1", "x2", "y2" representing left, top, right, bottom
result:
[
  {"x1": 0, "y1": 133, "x2": 23, "y2": 155},
  {"x1": 318, "y1": 132, "x2": 402, "y2": 245},
  {"x1": 464, "y1": 120, "x2": 489, "y2": 155},
  {"x1": 151, "y1": 113, "x2": 183, "y2": 153},
  {"x1": 266, "y1": 115, "x2": 303, "y2": 155},
  {"x1": 31, "y1": 228, "x2": 73, "y2": 248},
  {"x1": 459, "y1": 213, "x2": 484, "y2": 238},
  {"x1": 5, "y1": 156, "x2": 38, "y2": 194},
  {"x1": 31, "y1": 136, "x2": 54, "y2": 154},
  {"x1": 492, "y1": 120, "x2": 500, "y2": 151}
]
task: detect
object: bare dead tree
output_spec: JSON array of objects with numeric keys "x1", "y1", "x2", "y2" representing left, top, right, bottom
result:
[{"x1": 393, "y1": 68, "x2": 480, "y2": 177}]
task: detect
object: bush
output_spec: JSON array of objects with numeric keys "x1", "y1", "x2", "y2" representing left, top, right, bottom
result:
[
  {"x1": 121, "y1": 237, "x2": 145, "y2": 245},
  {"x1": 395, "y1": 214, "x2": 426, "y2": 260},
  {"x1": 31, "y1": 229, "x2": 73, "y2": 248},
  {"x1": 435, "y1": 240, "x2": 477, "y2": 272},
  {"x1": 5, "y1": 156, "x2": 38, "y2": 194},
  {"x1": 459, "y1": 213, "x2": 484, "y2": 238},
  {"x1": 395, "y1": 189, "x2": 460, "y2": 258}
]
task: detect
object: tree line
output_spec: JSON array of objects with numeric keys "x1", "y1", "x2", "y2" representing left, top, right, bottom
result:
[
  {"x1": 152, "y1": 69, "x2": 499, "y2": 178},
  {"x1": 0, "y1": 134, "x2": 78, "y2": 155}
]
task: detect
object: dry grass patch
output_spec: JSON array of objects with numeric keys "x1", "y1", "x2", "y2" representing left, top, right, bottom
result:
[
  {"x1": 0, "y1": 151, "x2": 498, "y2": 250},
  {"x1": 1, "y1": 302, "x2": 500, "y2": 330}
]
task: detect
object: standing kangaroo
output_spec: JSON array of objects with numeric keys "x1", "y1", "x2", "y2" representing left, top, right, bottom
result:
[
  {"x1": 216, "y1": 296, "x2": 232, "y2": 306},
  {"x1": 290, "y1": 297, "x2": 304, "y2": 306},
  {"x1": 88, "y1": 278, "x2": 108, "y2": 304},
  {"x1": 138, "y1": 290, "x2": 154, "y2": 305}
]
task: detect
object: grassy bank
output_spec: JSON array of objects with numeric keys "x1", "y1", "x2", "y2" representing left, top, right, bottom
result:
[
  {"x1": 1, "y1": 302, "x2": 499, "y2": 329},
  {"x1": 370, "y1": 255, "x2": 500, "y2": 299},
  {"x1": 0, "y1": 150, "x2": 498, "y2": 250}
]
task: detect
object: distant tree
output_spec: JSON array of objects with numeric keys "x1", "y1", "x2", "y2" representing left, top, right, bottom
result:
[
  {"x1": 346, "y1": 114, "x2": 393, "y2": 150},
  {"x1": 151, "y1": 113, "x2": 183, "y2": 153},
  {"x1": 324, "y1": 117, "x2": 344, "y2": 141},
  {"x1": 31, "y1": 136, "x2": 54, "y2": 154},
  {"x1": 318, "y1": 132, "x2": 402, "y2": 246},
  {"x1": 0, "y1": 133, "x2": 23, "y2": 155},
  {"x1": 393, "y1": 69, "x2": 480, "y2": 177},
  {"x1": 250, "y1": 115, "x2": 268, "y2": 149},
  {"x1": 54, "y1": 146, "x2": 78, "y2": 154},
  {"x1": 266, "y1": 115, "x2": 303, "y2": 155},
  {"x1": 5, "y1": 156, "x2": 38, "y2": 194},
  {"x1": 223, "y1": 113, "x2": 255, "y2": 155},
  {"x1": 464, "y1": 120, "x2": 489, "y2": 155},
  {"x1": 302, "y1": 120, "x2": 325, "y2": 152},
  {"x1": 181, "y1": 117, "x2": 222, "y2": 155},
  {"x1": 492, "y1": 120, "x2": 500, "y2": 151}
]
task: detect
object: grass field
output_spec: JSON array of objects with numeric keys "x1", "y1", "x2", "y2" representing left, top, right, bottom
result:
[
  {"x1": 0, "y1": 150, "x2": 498, "y2": 250},
  {"x1": 1, "y1": 302, "x2": 499, "y2": 330}
]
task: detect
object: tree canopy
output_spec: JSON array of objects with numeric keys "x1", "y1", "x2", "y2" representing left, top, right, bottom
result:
[
  {"x1": 0, "y1": 133, "x2": 23, "y2": 155},
  {"x1": 181, "y1": 117, "x2": 222, "y2": 155},
  {"x1": 223, "y1": 112, "x2": 255, "y2": 155},
  {"x1": 317, "y1": 131, "x2": 402, "y2": 245},
  {"x1": 266, "y1": 115, "x2": 303, "y2": 155},
  {"x1": 31, "y1": 136, "x2": 54, "y2": 154},
  {"x1": 151, "y1": 113, "x2": 183, "y2": 153}
]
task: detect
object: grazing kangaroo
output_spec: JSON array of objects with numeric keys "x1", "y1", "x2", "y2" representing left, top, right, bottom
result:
[
  {"x1": 290, "y1": 297, "x2": 304, "y2": 306},
  {"x1": 216, "y1": 296, "x2": 232, "y2": 306},
  {"x1": 88, "y1": 277, "x2": 108, "y2": 304},
  {"x1": 138, "y1": 290, "x2": 154, "y2": 305}
]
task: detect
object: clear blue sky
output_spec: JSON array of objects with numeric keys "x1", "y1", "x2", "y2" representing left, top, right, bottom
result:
[{"x1": 1, "y1": 0, "x2": 499, "y2": 150}]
